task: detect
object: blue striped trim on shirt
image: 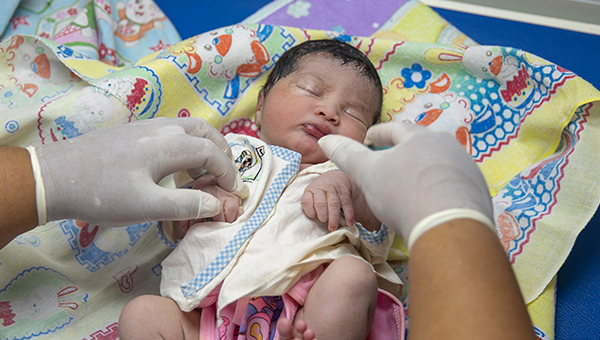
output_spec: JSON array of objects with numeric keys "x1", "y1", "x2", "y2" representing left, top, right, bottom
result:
[{"x1": 180, "y1": 145, "x2": 301, "y2": 298}]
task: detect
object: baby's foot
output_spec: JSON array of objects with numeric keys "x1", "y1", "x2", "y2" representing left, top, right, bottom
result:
[{"x1": 278, "y1": 318, "x2": 317, "y2": 340}]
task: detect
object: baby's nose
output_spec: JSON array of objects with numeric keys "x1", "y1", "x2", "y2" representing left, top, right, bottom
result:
[{"x1": 316, "y1": 103, "x2": 341, "y2": 123}]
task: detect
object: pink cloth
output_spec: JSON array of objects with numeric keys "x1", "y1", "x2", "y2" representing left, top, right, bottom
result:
[{"x1": 198, "y1": 265, "x2": 405, "y2": 340}]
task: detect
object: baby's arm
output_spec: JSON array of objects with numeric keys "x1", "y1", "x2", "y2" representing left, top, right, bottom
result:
[{"x1": 301, "y1": 170, "x2": 381, "y2": 231}]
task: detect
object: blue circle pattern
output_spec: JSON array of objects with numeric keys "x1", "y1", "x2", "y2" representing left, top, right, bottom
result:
[{"x1": 5, "y1": 120, "x2": 19, "y2": 133}]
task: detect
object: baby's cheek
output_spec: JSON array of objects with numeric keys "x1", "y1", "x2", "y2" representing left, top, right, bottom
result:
[
  {"x1": 344, "y1": 127, "x2": 367, "y2": 143},
  {"x1": 339, "y1": 120, "x2": 368, "y2": 142}
]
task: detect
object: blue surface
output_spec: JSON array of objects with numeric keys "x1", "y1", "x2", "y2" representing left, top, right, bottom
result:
[
  {"x1": 555, "y1": 211, "x2": 600, "y2": 339},
  {"x1": 156, "y1": 0, "x2": 273, "y2": 39},
  {"x1": 155, "y1": 1, "x2": 600, "y2": 337}
]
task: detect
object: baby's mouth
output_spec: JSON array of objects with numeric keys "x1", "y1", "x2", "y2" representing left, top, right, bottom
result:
[{"x1": 303, "y1": 124, "x2": 331, "y2": 139}]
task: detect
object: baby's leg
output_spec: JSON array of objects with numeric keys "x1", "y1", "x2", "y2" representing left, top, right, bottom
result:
[
  {"x1": 298, "y1": 256, "x2": 379, "y2": 340},
  {"x1": 118, "y1": 295, "x2": 200, "y2": 340}
]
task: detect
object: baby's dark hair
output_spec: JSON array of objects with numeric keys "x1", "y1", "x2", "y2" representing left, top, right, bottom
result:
[{"x1": 261, "y1": 39, "x2": 383, "y2": 124}]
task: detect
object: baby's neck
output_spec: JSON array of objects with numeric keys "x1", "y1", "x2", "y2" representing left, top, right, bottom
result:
[{"x1": 299, "y1": 163, "x2": 313, "y2": 171}]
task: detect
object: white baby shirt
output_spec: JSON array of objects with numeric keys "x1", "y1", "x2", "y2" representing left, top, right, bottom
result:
[{"x1": 160, "y1": 134, "x2": 402, "y2": 315}]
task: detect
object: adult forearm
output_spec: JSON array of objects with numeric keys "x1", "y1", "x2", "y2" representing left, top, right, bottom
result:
[
  {"x1": 0, "y1": 147, "x2": 38, "y2": 248},
  {"x1": 408, "y1": 219, "x2": 536, "y2": 340}
]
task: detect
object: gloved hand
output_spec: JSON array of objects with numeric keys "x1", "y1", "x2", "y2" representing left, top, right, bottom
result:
[
  {"x1": 27, "y1": 117, "x2": 249, "y2": 227},
  {"x1": 318, "y1": 122, "x2": 494, "y2": 250}
]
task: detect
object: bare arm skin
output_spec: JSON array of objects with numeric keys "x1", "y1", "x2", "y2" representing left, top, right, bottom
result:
[
  {"x1": 408, "y1": 219, "x2": 536, "y2": 340},
  {"x1": 318, "y1": 123, "x2": 536, "y2": 339},
  {"x1": 0, "y1": 147, "x2": 38, "y2": 248}
]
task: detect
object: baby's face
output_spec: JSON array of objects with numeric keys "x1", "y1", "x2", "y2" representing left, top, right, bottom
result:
[{"x1": 256, "y1": 56, "x2": 380, "y2": 168}]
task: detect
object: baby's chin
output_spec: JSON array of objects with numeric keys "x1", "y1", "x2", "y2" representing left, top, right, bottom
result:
[{"x1": 299, "y1": 154, "x2": 329, "y2": 170}]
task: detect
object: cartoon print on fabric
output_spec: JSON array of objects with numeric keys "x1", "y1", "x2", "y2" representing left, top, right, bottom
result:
[
  {"x1": 6, "y1": 0, "x2": 114, "y2": 63},
  {"x1": 182, "y1": 25, "x2": 270, "y2": 82},
  {"x1": 60, "y1": 220, "x2": 155, "y2": 272},
  {"x1": 82, "y1": 323, "x2": 119, "y2": 340},
  {"x1": 114, "y1": 0, "x2": 167, "y2": 47},
  {"x1": 60, "y1": 1, "x2": 97, "y2": 38},
  {"x1": 35, "y1": 86, "x2": 131, "y2": 144},
  {"x1": 237, "y1": 296, "x2": 285, "y2": 340},
  {"x1": 416, "y1": 44, "x2": 576, "y2": 161},
  {"x1": 288, "y1": 0, "x2": 312, "y2": 19},
  {"x1": 184, "y1": 25, "x2": 271, "y2": 100},
  {"x1": 161, "y1": 24, "x2": 294, "y2": 116},
  {"x1": 461, "y1": 46, "x2": 537, "y2": 109},
  {"x1": 98, "y1": 41, "x2": 119, "y2": 67},
  {"x1": 46, "y1": 1, "x2": 97, "y2": 41},
  {"x1": 113, "y1": 265, "x2": 138, "y2": 294},
  {"x1": 0, "y1": 36, "x2": 81, "y2": 109},
  {"x1": 0, "y1": 267, "x2": 88, "y2": 339},
  {"x1": 492, "y1": 103, "x2": 592, "y2": 262},
  {"x1": 40, "y1": 88, "x2": 116, "y2": 142},
  {"x1": 534, "y1": 326, "x2": 552, "y2": 340},
  {"x1": 3, "y1": 1, "x2": 53, "y2": 36},
  {"x1": 11, "y1": 234, "x2": 42, "y2": 247},
  {"x1": 51, "y1": 42, "x2": 94, "y2": 62},
  {"x1": 92, "y1": 66, "x2": 162, "y2": 119},
  {"x1": 221, "y1": 118, "x2": 260, "y2": 139},
  {"x1": 383, "y1": 70, "x2": 477, "y2": 154},
  {"x1": 232, "y1": 139, "x2": 266, "y2": 182},
  {"x1": 219, "y1": 317, "x2": 233, "y2": 339}
]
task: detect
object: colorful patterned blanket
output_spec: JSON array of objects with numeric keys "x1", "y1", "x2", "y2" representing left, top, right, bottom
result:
[{"x1": 0, "y1": 1, "x2": 599, "y2": 339}]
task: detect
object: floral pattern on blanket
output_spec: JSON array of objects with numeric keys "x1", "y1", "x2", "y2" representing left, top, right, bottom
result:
[{"x1": 1, "y1": 1, "x2": 600, "y2": 339}]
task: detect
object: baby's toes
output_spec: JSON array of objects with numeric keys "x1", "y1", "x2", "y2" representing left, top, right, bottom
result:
[{"x1": 277, "y1": 318, "x2": 296, "y2": 340}]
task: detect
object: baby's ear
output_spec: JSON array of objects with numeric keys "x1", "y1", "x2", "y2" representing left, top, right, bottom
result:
[{"x1": 255, "y1": 90, "x2": 265, "y2": 129}]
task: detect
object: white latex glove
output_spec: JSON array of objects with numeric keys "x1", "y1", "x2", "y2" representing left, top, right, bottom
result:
[
  {"x1": 318, "y1": 122, "x2": 494, "y2": 250},
  {"x1": 27, "y1": 117, "x2": 249, "y2": 227}
]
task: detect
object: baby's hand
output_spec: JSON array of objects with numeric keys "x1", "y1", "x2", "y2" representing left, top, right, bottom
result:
[
  {"x1": 182, "y1": 174, "x2": 243, "y2": 231},
  {"x1": 301, "y1": 170, "x2": 355, "y2": 231}
]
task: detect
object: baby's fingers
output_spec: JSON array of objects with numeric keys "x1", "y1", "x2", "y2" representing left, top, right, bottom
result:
[
  {"x1": 301, "y1": 191, "x2": 317, "y2": 219},
  {"x1": 335, "y1": 183, "x2": 354, "y2": 227},
  {"x1": 326, "y1": 193, "x2": 343, "y2": 231},
  {"x1": 310, "y1": 190, "x2": 330, "y2": 224},
  {"x1": 303, "y1": 189, "x2": 333, "y2": 227}
]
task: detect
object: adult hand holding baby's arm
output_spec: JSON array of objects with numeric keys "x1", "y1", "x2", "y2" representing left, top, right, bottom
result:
[
  {"x1": 318, "y1": 121, "x2": 494, "y2": 249},
  {"x1": 27, "y1": 117, "x2": 249, "y2": 228},
  {"x1": 168, "y1": 174, "x2": 244, "y2": 241},
  {"x1": 319, "y1": 122, "x2": 537, "y2": 340},
  {"x1": 301, "y1": 170, "x2": 380, "y2": 232},
  {"x1": 186, "y1": 174, "x2": 243, "y2": 225}
]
